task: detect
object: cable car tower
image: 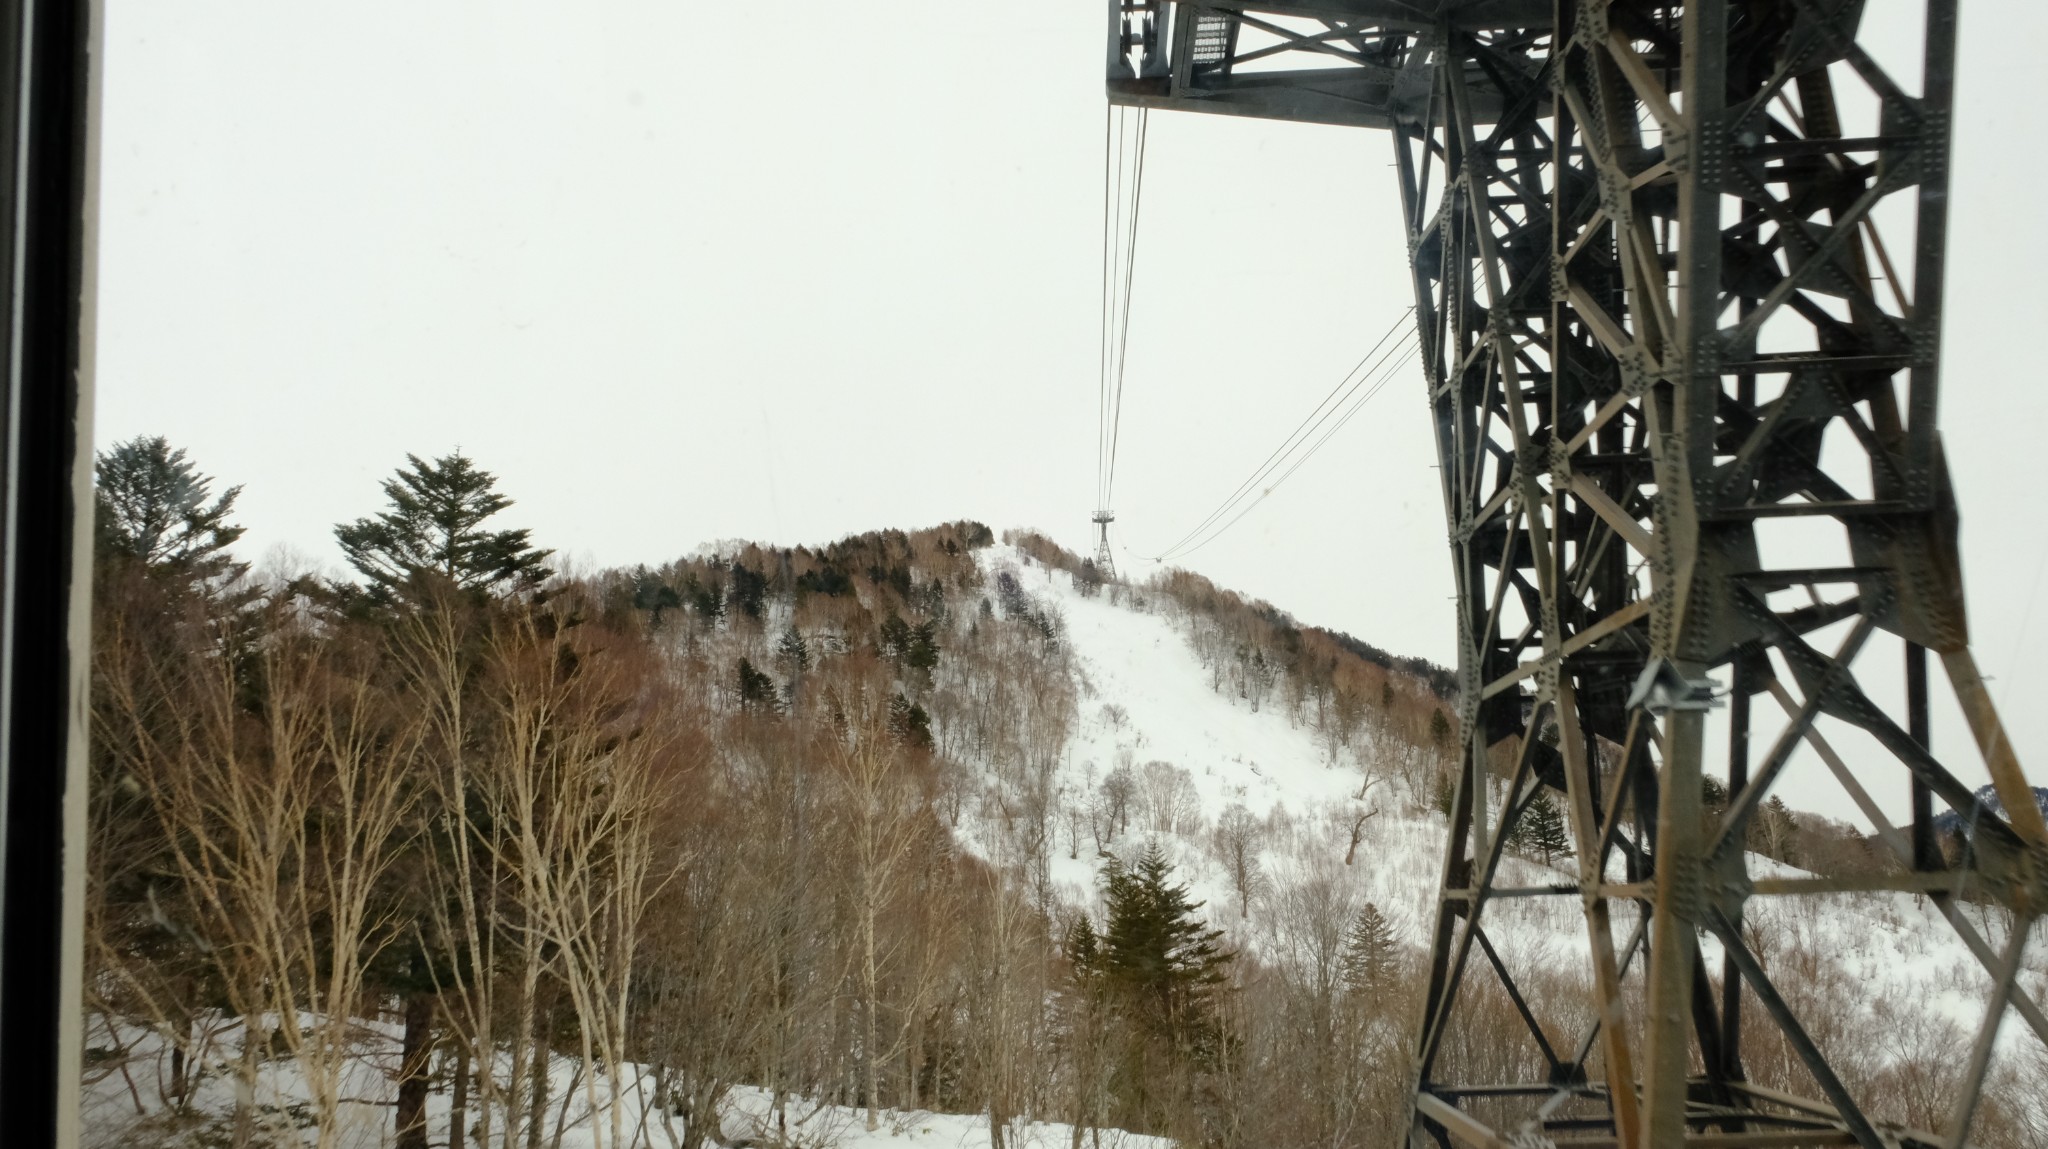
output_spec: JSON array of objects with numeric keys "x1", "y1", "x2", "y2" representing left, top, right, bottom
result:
[
  {"x1": 1093, "y1": 508, "x2": 1118, "y2": 579},
  {"x1": 1106, "y1": 2, "x2": 2045, "y2": 1146}
]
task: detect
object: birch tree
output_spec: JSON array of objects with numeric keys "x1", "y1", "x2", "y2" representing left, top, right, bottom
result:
[{"x1": 828, "y1": 686, "x2": 934, "y2": 1130}]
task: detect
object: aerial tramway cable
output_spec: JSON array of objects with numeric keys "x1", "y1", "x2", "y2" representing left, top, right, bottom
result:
[
  {"x1": 1096, "y1": 105, "x2": 1115, "y2": 515},
  {"x1": 1147, "y1": 306, "x2": 1411, "y2": 560},
  {"x1": 1088, "y1": 112, "x2": 1415, "y2": 568},
  {"x1": 1106, "y1": 108, "x2": 1146, "y2": 506},
  {"x1": 1140, "y1": 306, "x2": 1417, "y2": 564},
  {"x1": 1097, "y1": 104, "x2": 1147, "y2": 520},
  {"x1": 1157, "y1": 339, "x2": 1420, "y2": 561}
]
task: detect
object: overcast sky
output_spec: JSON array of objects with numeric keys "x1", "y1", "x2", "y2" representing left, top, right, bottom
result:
[{"x1": 95, "y1": 2, "x2": 2048, "y2": 825}]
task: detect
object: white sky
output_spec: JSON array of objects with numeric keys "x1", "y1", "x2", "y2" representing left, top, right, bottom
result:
[{"x1": 95, "y1": 2, "x2": 2048, "y2": 825}]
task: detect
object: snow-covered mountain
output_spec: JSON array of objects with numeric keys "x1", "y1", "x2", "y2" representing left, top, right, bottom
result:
[
  {"x1": 82, "y1": 535, "x2": 2047, "y2": 1147},
  {"x1": 967, "y1": 542, "x2": 2044, "y2": 1094},
  {"x1": 1934, "y1": 784, "x2": 2048, "y2": 839}
]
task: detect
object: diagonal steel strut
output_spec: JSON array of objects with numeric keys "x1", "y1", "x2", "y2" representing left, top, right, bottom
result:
[{"x1": 1106, "y1": 2, "x2": 2045, "y2": 1145}]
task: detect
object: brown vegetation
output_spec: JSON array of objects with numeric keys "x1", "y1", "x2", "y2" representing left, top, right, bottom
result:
[{"x1": 81, "y1": 453, "x2": 2043, "y2": 1149}]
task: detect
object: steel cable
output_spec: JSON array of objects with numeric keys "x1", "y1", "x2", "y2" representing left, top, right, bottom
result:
[
  {"x1": 1142, "y1": 306, "x2": 1414, "y2": 562},
  {"x1": 1105, "y1": 107, "x2": 1147, "y2": 506},
  {"x1": 1148, "y1": 335, "x2": 1418, "y2": 562}
]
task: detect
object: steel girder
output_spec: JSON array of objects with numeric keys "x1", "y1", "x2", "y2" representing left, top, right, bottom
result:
[{"x1": 1108, "y1": 2, "x2": 2047, "y2": 1146}]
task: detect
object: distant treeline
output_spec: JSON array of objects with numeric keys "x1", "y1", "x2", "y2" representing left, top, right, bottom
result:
[
  {"x1": 87, "y1": 442, "x2": 2040, "y2": 1149},
  {"x1": 1009, "y1": 530, "x2": 1458, "y2": 750},
  {"x1": 85, "y1": 442, "x2": 1455, "y2": 1149}
]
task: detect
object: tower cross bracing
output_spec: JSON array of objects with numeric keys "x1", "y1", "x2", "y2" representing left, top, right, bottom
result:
[{"x1": 1105, "y1": 2, "x2": 2046, "y2": 1146}]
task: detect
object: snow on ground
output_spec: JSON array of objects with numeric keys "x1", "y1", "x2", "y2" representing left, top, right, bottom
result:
[
  {"x1": 720, "y1": 1089, "x2": 1170, "y2": 1149},
  {"x1": 1013, "y1": 554, "x2": 1363, "y2": 909},
  {"x1": 84, "y1": 543, "x2": 2043, "y2": 1144},
  {"x1": 985, "y1": 545, "x2": 2045, "y2": 1056},
  {"x1": 83, "y1": 1013, "x2": 1174, "y2": 1149},
  {"x1": 970, "y1": 545, "x2": 1483, "y2": 951}
]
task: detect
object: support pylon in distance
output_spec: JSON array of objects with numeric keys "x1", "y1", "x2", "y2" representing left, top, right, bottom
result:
[
  {"x1": 1107, "y1": 3, "x2": 2045, "y2": 1146},
  {"x1": 1093, "y1": 509, "x2": 1118, "y2": 580}
]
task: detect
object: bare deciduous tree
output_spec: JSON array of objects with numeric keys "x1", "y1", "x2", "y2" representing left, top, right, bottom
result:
[
  {"x1": 1210, "y1": 805, "x2": 1265, "y2": 920},
  {"x1": 1137, "y1": 761, "x2": 1201, "y2": 837},
  {"x1": 827, "y1": 686, "x2": 934, "y2": 1131},
  {"x1": 127, "y1": 598, "x2": 422, "y2": 1149}
]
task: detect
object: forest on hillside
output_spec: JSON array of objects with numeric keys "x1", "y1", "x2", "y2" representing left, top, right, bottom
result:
[
  {"x1": 84, "y1": 438, "x2": 1460, "y2": 1149},
  {"x1": 82, "y1": 439, "x2": 2047, "y2": 1149}
]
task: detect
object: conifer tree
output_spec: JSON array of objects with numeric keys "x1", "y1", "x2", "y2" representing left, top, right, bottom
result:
[
  {"x1": 1340, "y1": 902, "x2": 1397, "y2": 995},
  {"x1": 735, "y1": 657, "x2": 779, "y2": 712},
  {"x1": 333, "y1": 451, "x2": 552, "y2": 601},
  {"x1": 1097, "y1": 842, "x2": 1230, "y2": 1043},
  {"x1": 94, "y1": 435, "x2": 247, "y2": 584},
  {"x1": 1066, "y1": 914, "x2": 1102, "y2": 977},
  {"x1": 879, "y1": 614, "x2": 912, "y2": 662},
  {"x1": 1521, "y1": 790, "x2": 1570, "y2": 866},
  {"x1": 906, "y1": 620, "x2": 941, "y2": 673},
  {"x1": 727, "y1": 562, "x2": 769, "y2": 619},
  {"x1": 878, "y1": 614, "x2": 942, "y2": 674},
  {"x1": 1701, "y1": 775, "x2": 1730, "y2": 811},
  {"x1": 775, "y1": 626, "x2": 810, "y2": 675},
  {"x1": 632, "y1": 569, "x2": 682, "y2": 626},
  {"x1": 683, "y1": 570, "x2": 725, "y2": 623},
  {"x1": 888, "y1": 692, "x2": 933, "y2": 751}
]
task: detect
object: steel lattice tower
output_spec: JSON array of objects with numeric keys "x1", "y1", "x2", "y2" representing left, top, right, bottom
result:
[
  {"x1": 1094, "y1": 508, "x2": 1118, "y2": 579},
  {"x1": 1106, "y1": 3, "x2": 2046, "y2": 1146}
]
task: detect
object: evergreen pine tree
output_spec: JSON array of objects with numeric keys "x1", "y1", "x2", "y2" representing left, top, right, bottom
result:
[
  {"x1": 1429, "y1": 708, "x2": 1452, "y2": 749},
  {"x1": 735, "y1": 657, "x2": 779, "y2": 712},
  {"x1": 1701, "y1": 775, "x2": 1730, "y2": 812},
  {"x1": 727, "y1": 562, "x2": 769, "y2": 619},
  {"x1": 1097, "y1": 842, "x2": 1230, "y2": 1045},
  {"x1": 1340, "y1": 902, "x2": 1397, "y2": 994},
  {"x1": 878, "y1": 613, "x2": 912, "y2": 662},
  {"x1": 775, "y1": 626, "x2": 811, "y2": 674},
  {"x1": 1075, "y1": 559, "x2": 1103, "y2": 598},
  {"x1": 1520, "y1": 790, "x2": 1570, "y2": 866},
  {"x1": 887, "y1": 692, "x2": 933, "y2": 751},
  {"x1": 632, "y1": 570, "x2": 682, "y2": 626},
  {"x1": 905, "y1": 620, "x2": 941, "y2": 672},
  {"x1": 683, "y1": 571, "x2": 726, "y2": 623},
  {"x1": 333, "y1": 451, "x2": 552, "y2": 601},
  {"x1": 94, "y1": 435, "x2": 247, "y2": 584},
  {"x1": 1065, "y1": 914, "x2": 1102, "y2": 977}
]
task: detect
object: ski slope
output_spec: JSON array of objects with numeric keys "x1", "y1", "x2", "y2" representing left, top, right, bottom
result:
[
  {"x1": 80, "y1": 542, "x2": 2045, "y2": 1145},
  {"x1": 984, "y1": 544, "x2": 2044, "y2": 1065}
]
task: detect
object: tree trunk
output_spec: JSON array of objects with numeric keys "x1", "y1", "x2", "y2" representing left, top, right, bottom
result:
[
  {"x1": 396, "y1": 991, "x2": 436, "y2": 1149},
  {"x1": 451, "y1": 1043, "x2": 470, "y2": 1149},
  {"x1": 168, "y1": 973, "x2": 195, "y2": 1109},
  {"x1": 169, "y1": 1041, "x2": 187, "y2": 1107},
  {"x1": 526, "y1": 1016, "x2": 551, "y2": 1149},
  {"x1": 863, "y1": 897, "x2": 881, "y2": 1132},
  {"x1": 906, "y1": 1018, "x2": 921, "y2": 1110},
  {"x1": 232, "y1": 1017, "x2": 257, "y2": 1149}
]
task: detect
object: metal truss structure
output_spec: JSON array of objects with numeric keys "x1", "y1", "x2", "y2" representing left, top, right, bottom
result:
[{"x1": 1108, "y1": 2, "x2": 2047, "y2": 1146}]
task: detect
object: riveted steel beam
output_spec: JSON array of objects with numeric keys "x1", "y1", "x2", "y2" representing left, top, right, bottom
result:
[{"x1": 1106, "y1": 2, "x2": 2044, "y2": 1144}]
